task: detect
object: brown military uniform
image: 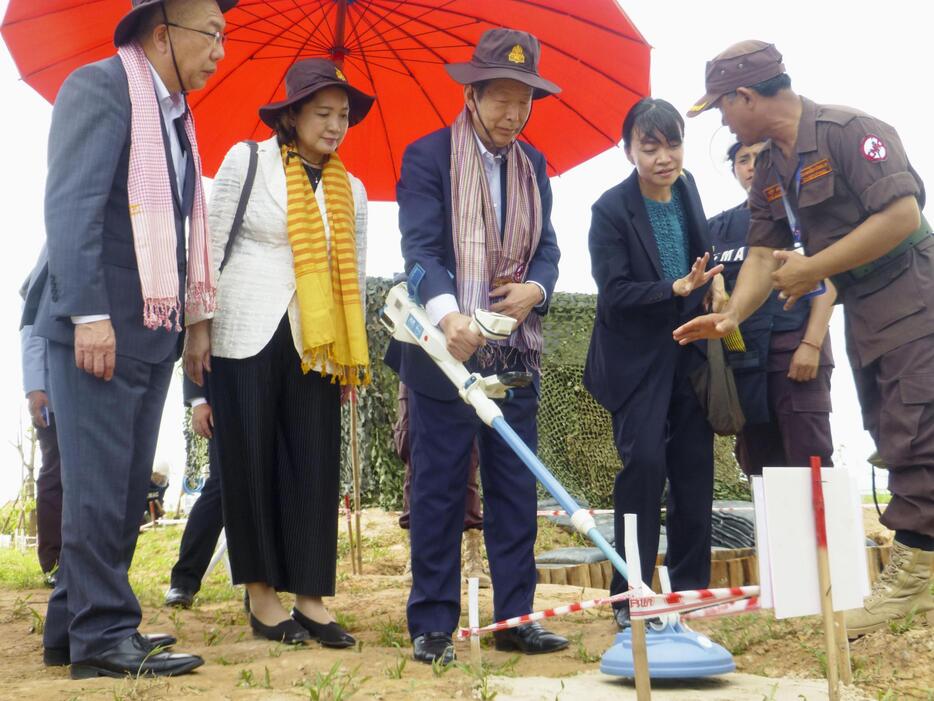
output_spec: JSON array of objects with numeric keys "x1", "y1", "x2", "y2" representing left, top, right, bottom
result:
[{"x1": 748, "y1": 97, "x2": 934, "y2": 538}]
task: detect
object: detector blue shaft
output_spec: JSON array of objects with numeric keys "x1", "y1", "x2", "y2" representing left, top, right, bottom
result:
[{"x1": 491, "y1": 416, "x2": 630, "y2": 581}]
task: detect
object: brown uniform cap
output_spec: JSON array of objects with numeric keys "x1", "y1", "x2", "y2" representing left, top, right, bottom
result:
[{"x1": 687, "y1": 40, "x2": 785, "y2": 118}]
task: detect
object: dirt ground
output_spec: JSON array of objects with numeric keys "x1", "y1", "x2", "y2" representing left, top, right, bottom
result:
[{"x1": 0, "y1": 509, "x2": 930, "y2": 700}]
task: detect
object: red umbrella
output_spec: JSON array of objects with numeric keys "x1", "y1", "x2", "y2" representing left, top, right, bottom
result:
[{"x1": 2, "y1": 0, "x2": 650, "y2": 200}]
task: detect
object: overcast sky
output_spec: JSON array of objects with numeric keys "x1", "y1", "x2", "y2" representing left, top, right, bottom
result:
[{"x1": 1, "y1": 0, "x2": 928, "y2": 506}]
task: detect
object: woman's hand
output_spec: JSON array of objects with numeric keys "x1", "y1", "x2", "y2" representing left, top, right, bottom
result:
[
  {"x1": 673, "y1": 253, "x2": 724, "y2": 297},
  {"x1": 341, "y1": 385, "x2": 354, "y2": 406},
  {"x1": 705, "y1": 273, "x2": 728, "y2": 312},
  {"x1": 183, "y1": 321, "x2": 212, "y2": 387},
  {"x1": 788, "y1": 343, "x2": 821, "y2": 382}
]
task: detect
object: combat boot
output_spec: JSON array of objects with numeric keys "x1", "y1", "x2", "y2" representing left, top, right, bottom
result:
[
  {"x1": 462, "y1": 529, "x2": 491, "y2": 588},
  {"x1": 845, "y1": 540, "x2": 934, "y2": 638}
]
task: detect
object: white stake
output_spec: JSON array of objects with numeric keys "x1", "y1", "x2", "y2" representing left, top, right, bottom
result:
[
  {"x1": 468, "y1": 576, "x2": 481, "y2": 665},
  {"x1": 624, "y1": 513, "x2": 651, "y2": 700}
]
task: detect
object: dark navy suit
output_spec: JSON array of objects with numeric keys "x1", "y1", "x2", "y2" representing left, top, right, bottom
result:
[
  {"x1": 168, "y1": 377, "x2": 223, "y2": 595},
  {"x1": 583, "y1": 169, "x2": 714, "y2": 598},
  {"x1": 23, "y1": 56, "x2": 191, "y2": 661},
  {"x1": 385, "y1": 127, "x2": 559, "y2": 637}
]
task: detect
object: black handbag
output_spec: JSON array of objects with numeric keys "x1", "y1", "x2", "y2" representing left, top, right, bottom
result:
[{"x1": 690, "y1": 337, "x2": 746, "y2": 436}]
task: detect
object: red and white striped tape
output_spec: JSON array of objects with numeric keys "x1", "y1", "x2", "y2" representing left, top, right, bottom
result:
[
  {"x1": 629, "y1": 586, "x2": 760, "y2": 618},
  {"x1": 456, "y1": 590, "x2": 636, "y2": 639},
  {"x1": 683, "y1": 596, "x2": 761, "y2": 620},
  {"x1": 455, "y1": 585, "x2": 761, "y2": 638}
]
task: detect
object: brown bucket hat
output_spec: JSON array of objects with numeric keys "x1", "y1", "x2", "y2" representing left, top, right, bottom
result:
[
  {"x1": 687, "y1": 40, "x2": 785, "y2": 118},
  {"x1": 258, "y1": 58, "x2": 375, "y2": 129},
  {"x1": 114, "y1": 0, "x2": 239, "y2": 47},
  {"x1": 445, "y1": 28, "x2": 561, "y2": 99}
]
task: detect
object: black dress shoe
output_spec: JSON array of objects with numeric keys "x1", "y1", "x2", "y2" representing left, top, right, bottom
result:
[
  {"x1": 44, "y1": 632, "x2": 178, "y2": 666},
  {"x1": 412, "y1": 632, "x2": 455, "y2": 664},
  {"x1": 70, "y1": 633, "x2": 202, "y2": 679},
  {"x1": 614, "y1": 603, "x2": 631, "y2": 631},
  {"x1": 164, "y1": 586, "x2": 195, "y2": 608},
  {"x1": 291, "y1": 608, "x2": 355, "y2": 648},
  {"x1": 493, "y1": 622, "x2": 568, "y2": 654},
  {"x1": 249, "y1": 614, "x2": 309, "y2": 644}
]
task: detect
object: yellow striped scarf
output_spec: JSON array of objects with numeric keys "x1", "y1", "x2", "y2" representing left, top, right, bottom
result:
[{"x1": 281, "y1": 144, "x2": 369, "y2": 386}]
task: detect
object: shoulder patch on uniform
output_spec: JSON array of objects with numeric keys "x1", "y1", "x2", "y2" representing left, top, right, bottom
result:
[
  {"x1": 763, "y1": 183, "x2": 783, "y2": 203},
  {"x1": 800, "y1": 158, "x2": 833, "y2": 185},
  {"x1": 860, "y1": 134, "x2": 888, "y2": 162}
]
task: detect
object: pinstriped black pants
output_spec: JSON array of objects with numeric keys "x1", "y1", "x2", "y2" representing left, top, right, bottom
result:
[{"x1": 209, "y1": 315, "x2": 341, "y2": 596}]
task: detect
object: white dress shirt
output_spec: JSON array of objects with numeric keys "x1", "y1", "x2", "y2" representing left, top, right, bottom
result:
[
  {"x1": 73, "y1": 62, "x2": 187, "y2": 326},
  {"x1": 424, "y1": 129, "x2": 546, "y2": 326}
]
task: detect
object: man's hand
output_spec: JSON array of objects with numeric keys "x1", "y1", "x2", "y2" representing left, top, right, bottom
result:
[
  {"x1": 489, "y1": 282, "x2": 543, "y2": 325},
  {"x1": 341, "y1": 385, "x2": 354, "y2": 406},
  {"x1": 673, "y1": 310, "x2": 739, "y2": 345},
  {"x1": 439, "y1": 312, "x2": 486, "y2": 362},
  {"x1": 27, "y1": 390, "x2": 49, "y2": 429},
  {"x1": 191, "y1": 403, "x2": 213, "y2": 439},
  {"x1": 74, "y1": 319, "x2": 116, "y2": 381},
  {"x1": 772, "y1": 250, "x2": 820, "y2": 309},
  {"x1": 673, "y1": 253, "x2": 724, "y2": 297},
  {"x1": 788, "y1": 343, "x2": 820, "y2": 382},
  {"x1": 183, "y1": 321, "x2": 212, "y2": 387}
]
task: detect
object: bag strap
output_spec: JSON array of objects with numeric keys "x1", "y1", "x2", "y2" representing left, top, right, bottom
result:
[{"x1": 219, "y1": 140, "x2": 259, "y2": 272}]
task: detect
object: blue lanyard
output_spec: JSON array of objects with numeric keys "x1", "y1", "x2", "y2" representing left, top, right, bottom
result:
[{"x1": 779, "y1": 157, "x2": 826, "y2": 299}]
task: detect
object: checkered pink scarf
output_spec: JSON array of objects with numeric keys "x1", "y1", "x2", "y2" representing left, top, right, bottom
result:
[
  {"x1": 449, "y1": 108, "x2": 543, "y2": 369},
  {"x1": 117, "y1": 42, "x2": 215, "y2": 331}
]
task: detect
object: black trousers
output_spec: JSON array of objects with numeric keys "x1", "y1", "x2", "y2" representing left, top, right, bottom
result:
[
  {"x1": 209, "y1": 316, "x2": 341, "y2": 596},
  {"x1": 610, "y1": 345, "x2": 714, "y2": 600},
  {"x1": 169, "y1": 440, "x2": 222, "y2": 593},
  {"x1": 35, "y1": 414, "x2": 63, "y2": 574}
]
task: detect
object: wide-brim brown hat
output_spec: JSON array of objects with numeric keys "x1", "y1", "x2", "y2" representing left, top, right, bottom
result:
[
  {"x1": 687, "y1": 40, "x2": 785, "y2": 118},
  {"x1": 258, "y1": 58, "x2": 375, "y2": 129},
  {"x1": 445, "y1": 28, "x2": 560, "y2": 100},
  {"x1": 114, "y1": 0, "x2": 239, "y2": 47}
]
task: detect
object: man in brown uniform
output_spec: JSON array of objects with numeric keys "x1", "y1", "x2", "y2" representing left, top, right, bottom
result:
[{"x1": 674, "y1": 40, "x2": 933, "y2": 636}]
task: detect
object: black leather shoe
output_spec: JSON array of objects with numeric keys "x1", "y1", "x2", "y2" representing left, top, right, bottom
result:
[
  {"x1": 249, "y1": 614, "x2": 309, "y2": 644},
  {"x1": 291, "y1": 608, "x2": 355, "y2": 649},
  {"x1": 412, "y1": 632, "x2": 455, "y2": 664},
  {"x1": 70, "y1": 633, "x2": 202, "y2": 679},
  {"x1": 493, "y1": 622, "x2": 568, "y2": 654},
  {"x1": 164, "y1": 586, "x2": 195, "y2": 608},
  {"x1": 614, "y1": 603, "x2": 631, "y2": 631},
  {"x1": 44, "y1": 633, "x2": 178, "y2": 666}
]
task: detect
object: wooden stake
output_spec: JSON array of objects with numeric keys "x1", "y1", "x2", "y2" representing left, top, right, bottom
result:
[
  {"x1": 833, "y1": 611, "x2": 853, "y2": 684},
  {"x1": 810, "y1": 456, "x2": 840, "y2": 701},
  {"x1": 344, "y1": 493, "x2": 357, "y2": 575},
  {"x1": 624, "y1": 513, "x2": 652, "y2": 701},
  {"x1": 350, "y1": 389, "x2": 363, "y2": 574},
  {"x1": 468, "y1": 577, "x2": 482, "y2": 665}
]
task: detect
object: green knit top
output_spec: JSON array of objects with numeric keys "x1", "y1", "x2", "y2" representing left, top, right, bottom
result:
[{"x1": 643, "y1": 187, "x2": 689, "y2": 280}]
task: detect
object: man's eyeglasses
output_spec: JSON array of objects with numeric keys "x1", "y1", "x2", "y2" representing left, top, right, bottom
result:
[{"x1": 166, "y1": 22, "x2": 226, "y2": 48}]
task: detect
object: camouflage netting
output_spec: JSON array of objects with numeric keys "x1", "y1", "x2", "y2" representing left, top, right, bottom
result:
[{"x1": 184, "y1": 277, "x2": 751, "y2": 510}]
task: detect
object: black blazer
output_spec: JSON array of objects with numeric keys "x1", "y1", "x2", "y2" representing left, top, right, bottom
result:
[{"x1": 583, "y1": 169, "x2": 712, "y2": 413}]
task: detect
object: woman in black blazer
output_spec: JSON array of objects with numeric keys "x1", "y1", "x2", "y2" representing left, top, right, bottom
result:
[{"x1": 583, "y1": 98, "x2": 722, "y2": 630}]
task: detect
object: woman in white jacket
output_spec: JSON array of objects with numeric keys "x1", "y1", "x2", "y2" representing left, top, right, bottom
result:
[{"x1": 184, "y1": 58, "x2": 373, "y2": 646}]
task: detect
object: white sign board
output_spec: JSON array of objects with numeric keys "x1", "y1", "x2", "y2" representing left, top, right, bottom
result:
[{"x1": 754, "y1": 467, "x2": 869, "y2": 619}]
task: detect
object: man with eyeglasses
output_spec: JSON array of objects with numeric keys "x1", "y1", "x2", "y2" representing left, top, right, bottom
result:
[{"x1": 22, "y1": 0, "x2": 237, "y2": 679}]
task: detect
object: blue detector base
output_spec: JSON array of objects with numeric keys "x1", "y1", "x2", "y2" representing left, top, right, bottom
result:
[{"x1": 600, "y1": 621, "x2": 735, "y2": 679}]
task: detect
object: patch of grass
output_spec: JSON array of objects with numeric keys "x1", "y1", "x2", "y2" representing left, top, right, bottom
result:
[
  {"x1": 385, "y1": 651, "x2": 406, "y2": 679},
  {"x1": 236, "y1": 666, "x2": 272, "y2": 689},
  {"x1": 334, "y1": 610, "x2": 357, "y2": 631},
  {"x1": 298, "y1": 662, "x2": 365, "y2": 701},
  {"x1": 533, "y1": 520, "x2": 588, "y2": 554},
  {"x1": 375, "y1": 616, "x2": 406, "y2": 648},
  {"x1": 570, "y1": 632, "x2": 600, "y2": 664},
  {"x1": 0, "y1": 548, "x2": 45, "y2": 589},
  {"x1": 887, "y1": 605, "x2": 924, "y2": 635}
]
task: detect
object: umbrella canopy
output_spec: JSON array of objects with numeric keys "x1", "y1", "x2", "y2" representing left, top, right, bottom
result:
[{"x1": 2, "y1": 0, "x2": 650, "y2": 200}]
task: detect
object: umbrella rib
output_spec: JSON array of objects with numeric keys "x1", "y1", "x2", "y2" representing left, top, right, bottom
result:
[
  {"x1": 224, "y1": 4, "x2": 312, "y2": 48},
  {"x1": 350, "y1": 0, "x2": 469, "y2": 56},
  {"x1": 364, "y1": 0, "x2": 648, "y2": 98},
  {"x1": 343, "y1": 4, "x2": 400, "y2": 185},
  {"x1": 187, "y1": 8, "x2": 321, "y2": 110}
]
